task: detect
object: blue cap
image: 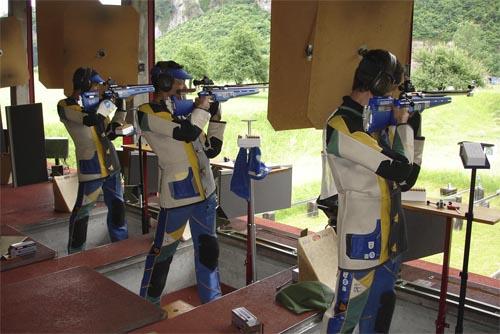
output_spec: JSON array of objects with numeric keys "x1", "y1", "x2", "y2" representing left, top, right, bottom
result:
[
  {"x1": 167, "y1": 68, "x2": 192, "y2": 80},
  {"x1": 90, "y1": 72, "x2": 105, "y2": 84}
]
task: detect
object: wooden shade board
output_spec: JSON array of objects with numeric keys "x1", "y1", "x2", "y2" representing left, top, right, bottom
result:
[
  {"x1": 36, "y1": 0, "x2": 98, "y2": 88},
  {"x1": 267, "y1": 0, "x2": 318, "y2": 130},
  {"x1": 63, "y1": 4, "x2": 139, "y2": 96},
  {"x1": 268, "y1": 1, "x2": 413, "y2": 130},
  {"x1": 307, "y1": 1, "x2": 413, "y2": 128},
  {"x1": 0, "y1": 17, "x2": 29, "y2": 88},
  {"x1": 297, "y1": 227, "x2": 337, "y2": 291}
]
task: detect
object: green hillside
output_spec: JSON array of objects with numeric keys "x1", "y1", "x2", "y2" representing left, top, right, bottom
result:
[
  {"x1": 413, "y1": 0, "x2": 499, "y2": 75},
  {"x1": 156, "y1": 3, "x2": 270, "y2": 79}
]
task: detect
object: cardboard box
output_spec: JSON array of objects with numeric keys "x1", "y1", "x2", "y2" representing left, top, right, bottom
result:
[
  {"x1": 297, "y1": 227, "x2": 338, "y2": 290},
  {"x1": 162, "y1": 300, "x2": 195, "y2": 319},
  {"x1": 52, "y1": 173, "x2": 78, "y2": 212}
]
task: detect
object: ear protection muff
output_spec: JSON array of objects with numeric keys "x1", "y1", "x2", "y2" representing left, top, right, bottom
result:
[
  {"x1": 151, "y1": 66, "x2": 174, "y2": 92},
  {"x1": 158, "y1": 73, "x2": 174, "y2": 92},
  {"x1": 369, "y1": 51, "x2": 398, "y2": 96}
]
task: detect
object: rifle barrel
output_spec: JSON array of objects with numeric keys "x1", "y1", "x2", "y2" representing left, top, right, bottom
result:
[{"x1": 421, "y1": 89, "x2": 473, "y2": 96}]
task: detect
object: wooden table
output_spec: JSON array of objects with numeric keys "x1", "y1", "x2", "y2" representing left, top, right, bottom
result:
[
  {"x1": 402, "y1": 200, "x2": 500, "y2": 334},
  {"x1": 1, "y1": 266, "x2": 164, "y2": 333},
  {"x1": 0, "y1": 225, "x2": 56, "y2": 272},
  {"x1": 133, "y1": 268, "x2": 317, "y2": 333}
]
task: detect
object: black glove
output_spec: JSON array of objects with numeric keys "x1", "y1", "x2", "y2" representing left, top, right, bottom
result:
[
  {"x1": 407, "y1": 111, "x2": 422, "y2": 138},
  {"x1": 83, "y1": 113, "x2": 98, "y2": 127},
  {"x1": 83, "y1": 113, "x2": 105, "y2": 127},
  {"x1": 106, "y1": 122, "x2": 121, "y2": 141},
  {"x1": 208, "y1": 101, "x2": 220, "y2": 118}
]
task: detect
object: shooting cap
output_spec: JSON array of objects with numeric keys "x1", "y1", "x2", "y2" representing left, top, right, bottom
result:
[
  {"x1": 90, "y1": 71, "x2": 105, "y2": 84},
  {"x1": 166, "y1": 68, "x2": 192, "y2": 80},
  {"x1": 73, "y1": 67, "x2": 104, "y2": 92}
]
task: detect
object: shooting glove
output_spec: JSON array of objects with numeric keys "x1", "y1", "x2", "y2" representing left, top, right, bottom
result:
[
  {"x1": 106, "y1": 122, "x2": 121, "y2": 140},
  {"x1": 83, "y1": 113, "x2": 105, "y2": 127},
  {"x1": 407, "y1": 111, "x2": 422, "y2": 138},
  {"x1": 209, "y1": 101, "x2": 221, "y2": 121}
]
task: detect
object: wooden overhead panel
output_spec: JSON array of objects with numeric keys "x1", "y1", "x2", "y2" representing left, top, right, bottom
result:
[
  {"x1": 307, "y1": 1, "x2": 413, "y2": 128},
  {"x1": 267, "y1": 0, "x2": 318, "y2": 131},
  {"x1": 267, "y1": 0, "x2": 413, "y2": 130},
  {"x1": 63, "y1": 3, "x2": 140, "y2": 96},
  {"x1": 0, "y1": 17, "x2": 29, "y2": 88},
  {"x1": 36, "y1": 0, "x2": 98, "y2": 88}
]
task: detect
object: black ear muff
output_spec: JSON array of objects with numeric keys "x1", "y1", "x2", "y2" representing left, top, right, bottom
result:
[
  {"x1": 151, "y1": 65, "x2": 174, "y2": 92},
  {"x1": 370, "y1": 51, "x2": 397, "y2": 96},
  {"x1": 158, "y1": 72, "x2": 174, "y2": 92},
  {"x1": 73, "y1": 67, "x2": 94, "y2": 92}
]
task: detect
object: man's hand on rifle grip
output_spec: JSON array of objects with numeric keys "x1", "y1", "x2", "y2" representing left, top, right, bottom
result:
[{"x1": 209, "y1": 102, "x2": 221, "y2": 121}]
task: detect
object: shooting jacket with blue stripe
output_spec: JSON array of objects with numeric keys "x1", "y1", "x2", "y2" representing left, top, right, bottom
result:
[
  {"x1": 326, "y1": 96, "x2": 424, "y2": 270},
  {"x1": 57, "y1": 97, "x2": 126, "y2": 182},
  {"x1": 137, "y1": 100, "x2": 225, "y2": 209}
]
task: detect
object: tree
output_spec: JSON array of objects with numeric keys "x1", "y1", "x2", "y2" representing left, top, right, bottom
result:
[
  {"x1": 413, "y1": 0, "x2": 499, "y2": 75},
  {"x1": 155, "y1": 3, "x2": 270, "y2": 73},
  {"x1": 453, "y1": 21, "x2": 499, "y2": 76},
  {"x1": 214, "y1": 26, "x2": 267, "y2": 83},
  {"x1": 412, "y1": 44, "x2": 486, "y2": 90},
  {"x1": 171, "y1": 43, "x2": 210, "y2": 80}
]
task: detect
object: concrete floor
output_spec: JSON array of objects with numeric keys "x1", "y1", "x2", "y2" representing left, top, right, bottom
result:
[{"x1": 391, "y1": 298, "x2": 498, "y2": 334}]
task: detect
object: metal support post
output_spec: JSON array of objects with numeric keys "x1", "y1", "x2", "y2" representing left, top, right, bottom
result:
[{"x1": 455, "y1": 168, "x2": 477, "y2": 333}]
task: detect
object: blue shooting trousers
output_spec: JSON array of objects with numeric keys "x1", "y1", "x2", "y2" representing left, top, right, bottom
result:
[
  {"x1": 140, "y1": 193, "x2": 222, "y2": 306},
  {"x1": 322, "y1": 256, "x2": 402, "y2": 334},
  {"x1": 68, "y1": 171, "x2": 128, "y2": 253}
]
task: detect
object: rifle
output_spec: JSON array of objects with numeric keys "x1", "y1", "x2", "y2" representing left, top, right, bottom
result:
[
  {"x1": 363, "y1": 80, "x2": 474, "y2": 132},
  {"x1": 173, "y1": 76, "x2": 268, "y2": 116},
  {"x1": 81, "y1": 83, "x2": 155, "y2": 113},
  {"x1": 81, "y1": 83, "x2": 154, "y2": 136}
]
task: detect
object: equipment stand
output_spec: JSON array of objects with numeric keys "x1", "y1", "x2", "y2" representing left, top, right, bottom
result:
[
  {"x1": 455, "y1": 167, "x2": 477, "y2": 333},
  {"x1": 247, "y1": 175, "x2": 257, "y2": 285},
  {"x1": 138, "y1": 135, "x2": 150, "y2": 234},
  {"x1": 455, "y1": 141, "x2": 491, "y2": 333},
  {"x1": 239, "y1": 120, "x2": 259, "y2": 285}
]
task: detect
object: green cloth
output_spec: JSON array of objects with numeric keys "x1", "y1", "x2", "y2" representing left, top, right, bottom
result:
[{"x1": 275, "y1": 281, "x2": 335, "y2": 314}]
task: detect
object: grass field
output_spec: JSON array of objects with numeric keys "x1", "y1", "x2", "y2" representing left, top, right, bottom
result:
[{"x1": 1, "y1": 78, "x2": 499, "y2": 276}]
